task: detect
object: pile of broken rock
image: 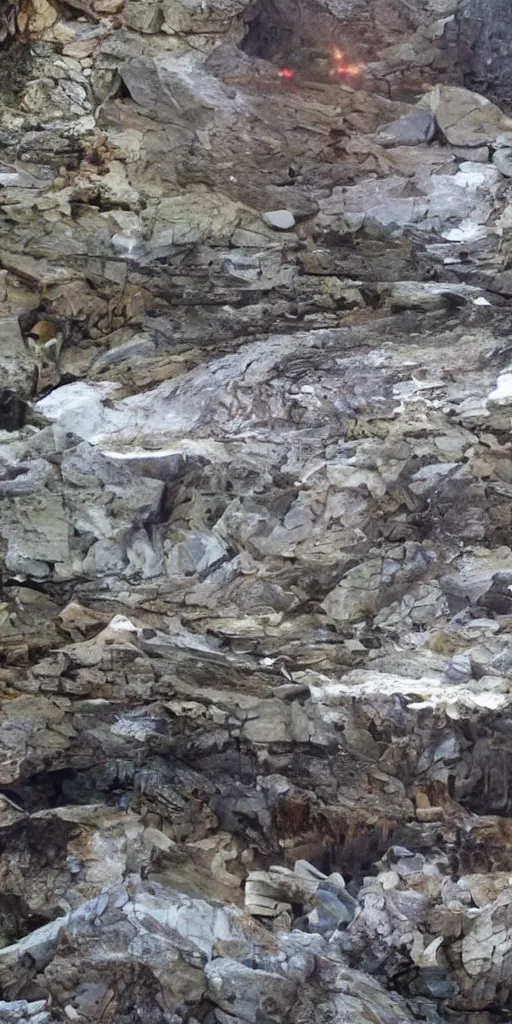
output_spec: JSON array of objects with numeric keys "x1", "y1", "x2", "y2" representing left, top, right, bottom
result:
[{"x1": 3, "y1": 0, "x2": 512, "y2": 1022}]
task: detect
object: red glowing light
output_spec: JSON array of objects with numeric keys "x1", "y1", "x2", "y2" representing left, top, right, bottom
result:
[
  {"x1": 329, "y1": 62, "x2": 362, "y2": 77},
  {"x1": 278, "y1": 67, "x2": 296, "y2": 80}
]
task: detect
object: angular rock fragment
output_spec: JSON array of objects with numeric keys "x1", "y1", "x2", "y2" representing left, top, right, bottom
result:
[
  {"x1": 377, "y1": 109, "x2": 437, "y2": 147},
  {"x1": 262, "y1": 210, "x2": 296, "y2": 230},
  {"x1": 420, "y1": 84, "x2": 512, "y2": 146}
]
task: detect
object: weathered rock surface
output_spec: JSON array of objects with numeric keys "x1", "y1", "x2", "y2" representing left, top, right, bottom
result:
[
  {"x1": 457, "y1": 0, "x2": 512, "y2": 110},
  {"x1": 2, "y1": 0, "x2": 512, "y2": 1022}
]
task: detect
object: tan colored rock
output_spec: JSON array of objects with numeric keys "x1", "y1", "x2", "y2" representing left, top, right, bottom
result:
[
  {"x1": 416, "y1": 806, "x2": 444, "y2": 822},
  {"x1": 17, "y1": 0, "x2": 58, "y2": 37},
  {"x1": 58, "y1": 0, "x2": 124, "y2": 18},
  {"x1": 420, "y1": 84, "x2": 512, "y2": 146},
  {"x1": 415, "y1": 792, "x2": 431, "y2": 809}
]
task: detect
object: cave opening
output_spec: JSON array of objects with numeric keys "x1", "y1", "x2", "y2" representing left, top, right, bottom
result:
[
  {"x1": 239, "y1": 0, "x2": 365, "y2": 79},
  {"x1": 0, "y1": 34, "x2": 35, "y2": 108},
  {"x1": 241, "y1": 0, "x2": 294, "y2": 62},
  {"x1": 237, "y1": 0, "x2": 512, "y2": 111},
  {"x1": 0, "y1": 390, "x2": 28, "y2": 432},
  {"x1": 0, "y1": 894, "x2": 58, "y2": 952},
  {"x1": 1, "y1": 764, "x2": 135, "y2": 814}
]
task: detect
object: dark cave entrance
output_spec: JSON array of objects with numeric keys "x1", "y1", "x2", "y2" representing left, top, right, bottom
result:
[
  {"x1": 0, "y1": 35, "x2": 36, "y2": 107},
  {"x1": 241, "y1": 0, "x2": 294, "y2": 62},
  {"x1": 0, "y1": 763, "x2": 135, "y2": 813},
  {"x1": 238, "y1": 0, "x2": 512, "y2": 111},
  {"x1": 239, "y1": 0, "x2": 366, "y2": 72}
]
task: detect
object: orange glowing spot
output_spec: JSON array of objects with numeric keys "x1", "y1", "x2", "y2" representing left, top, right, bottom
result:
[
  {"x1": 278, "y1": 68, "x2": 296, "y2": 80},
  {"x1": 332, "y1": 46, "x2": 344, "y2": 61},
  {"x1": 329, "y1": 62, "x2": 362, "y2": 77}
]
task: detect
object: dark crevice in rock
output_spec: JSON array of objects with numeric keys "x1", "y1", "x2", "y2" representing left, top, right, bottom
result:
[
  {"x1": 240, "y1": 0, "x2": 366, "y2": 67},
  {"x1": 0, "y1": 389, "x2": 28, "y2": 431},
  {"x1": 0, "y1": 894, "x2": 58, "y2": 950},
  {"x1": 3, "y1": 767, "x2": 134, "y2": 812},
  {"x1": 0, "y1": 38, "x2": 34, "y2": 106}
]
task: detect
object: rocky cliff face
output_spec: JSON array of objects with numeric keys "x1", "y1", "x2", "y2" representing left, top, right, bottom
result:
[
  {"x1": 457, "y1": 0, "x2": 512, "y2": 110},
  {"x1": 2, "y1": 1, "x2": 512, "y2": 1022}
]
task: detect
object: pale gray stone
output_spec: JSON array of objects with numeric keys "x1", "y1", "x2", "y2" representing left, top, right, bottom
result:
[{"x1": 262, "y1": 210, "x2": 296, "y2": 230}]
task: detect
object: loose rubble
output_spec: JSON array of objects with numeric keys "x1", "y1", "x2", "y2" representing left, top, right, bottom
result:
[{"x1": 2, "y1": 0, "x2": 512, "y2": 1022}]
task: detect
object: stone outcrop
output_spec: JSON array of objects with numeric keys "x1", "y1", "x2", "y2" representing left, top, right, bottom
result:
[
  {"x1": 457, "y1": 0, "x2": 512, "y2": 110},
  {"x1": 2, "y1": 1, "x2": 512, "y2": 1022}
]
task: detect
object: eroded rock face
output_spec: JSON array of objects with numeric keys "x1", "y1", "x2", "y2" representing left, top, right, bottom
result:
[
  {"x1": 2, "y1": 0, "x2": 512, "y2": 1022},
  {"x1": 457, "y1": 0, "x2": 512, "y2": 110}
]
